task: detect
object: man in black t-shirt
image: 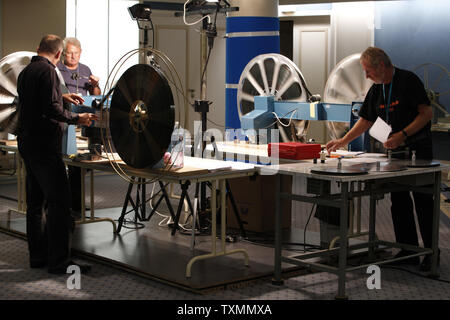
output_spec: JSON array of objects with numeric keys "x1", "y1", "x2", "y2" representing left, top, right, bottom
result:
[{"x1": 326, "y1": 47, "x2": 437, "y2": 271}]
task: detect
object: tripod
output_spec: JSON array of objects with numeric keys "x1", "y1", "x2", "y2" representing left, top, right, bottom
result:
[{"x1": 116, "y1": 177, "x2": 147, "y2": 233}]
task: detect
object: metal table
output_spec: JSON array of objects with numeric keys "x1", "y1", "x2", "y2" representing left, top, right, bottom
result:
[
  {"x1": 269, "y1": 159, "x2": 445, "y2": 299},
  {"x1": 0, "y1": 144, "x2": 257, "y2": 278}
]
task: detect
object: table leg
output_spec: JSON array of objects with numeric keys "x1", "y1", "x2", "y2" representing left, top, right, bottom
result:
[
  {"x1": 185, "y1": 178, "x2": 249, "y2": 278},
  {"x1": 368, "y1": 184, "x2": 377, "y2": 262},
  {"x1": 430, "y1": 171, "x2": 441, "y2": 278},
  {"x1": 272, "y1": 173, "x2": 284, "y2": 285},
  {"x1": 336, "y1": 181, "x2": 349, "y2": 300}
]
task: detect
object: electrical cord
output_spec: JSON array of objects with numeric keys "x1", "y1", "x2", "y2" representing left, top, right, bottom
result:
[
  {"x1": 303, "y1": 202, "x2": 317, "y2": 253},
  {"x1": 145, "y1": 181, "x2": 211, "y2": 234},
  {"x1": 260, "y1": 108, "x2": 298, "y2": 129},
  {"x1": 236, "y1": 228, "x2": 321, "y2": 252},
  {"x1": 0, "y1": 194, "x2": 17, "y2": 202},
  {"x1": 183, "y1": 0, "x2": 211, "y2": 26},
  {"x1": 200, "y1": 8, "x2": 218, "y2": 86},
  {"x1": 114, "y1": 181, "x2": 172, "y2": 230}
]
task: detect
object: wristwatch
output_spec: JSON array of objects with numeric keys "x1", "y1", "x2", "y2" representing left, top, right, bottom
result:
[{"x1": 401, "y1": 129, "x2": 408, "y2": 138}]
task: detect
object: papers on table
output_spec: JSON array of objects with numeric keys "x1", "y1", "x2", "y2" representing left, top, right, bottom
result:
[
  {"x1": 329, "y1": 150, "x2": 365, "y2": 158},
  {"x1": 369, "y1": 117, "x2": 392, "y2": 143}
]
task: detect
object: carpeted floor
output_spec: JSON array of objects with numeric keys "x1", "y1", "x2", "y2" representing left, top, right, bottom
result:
[{"x1": 0, "y1": 173, "x2": 449, "y2": 301}]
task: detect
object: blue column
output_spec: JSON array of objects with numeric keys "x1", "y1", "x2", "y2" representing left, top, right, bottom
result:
[{"x1": 225, "y1": 16, "x2": 280, "y2": 129}]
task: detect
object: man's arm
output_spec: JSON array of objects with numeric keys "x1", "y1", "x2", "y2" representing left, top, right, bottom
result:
[
  {"x1": 384, "y1": 104, "x2": 433, "y2": 149},
  {"x1": 88, "y1": 75, "x2": 101, "y2": 95},
  {"x1": 62, "y1": 93, "x2": 84, "y2": 105},
  {"x1": 326, "y1": 117, "x2": 373, "y2": 153},
  {"x1": 61, "y1": 93, "x2": 99, "y2": 126}
]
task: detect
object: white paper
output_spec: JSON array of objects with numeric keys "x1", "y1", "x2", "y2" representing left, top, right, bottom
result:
[
  {"x1": 329, "y1": 150, "x2": 365, "y2": 158},
  {"x1": 369, "y1": 117, "x2": 392, "y2": 143}
]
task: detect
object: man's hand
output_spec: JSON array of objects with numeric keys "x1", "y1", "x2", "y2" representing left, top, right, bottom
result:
[
  {"x1": 89, "y1": 75, "x2": 100, "y2": 88},
  {"x1": 326, "y1": 138, "x2": 345, "y2": 154},
  {"x1": 383, "y1": 132, "x2": 406, "y2": 149},
  {"x1": 88, "y1": 75, "x2": 101, "y2": 95},
  {"x1": 77, "y1": 112, "x2": 99, "y2": 126},
  {"x1": 63, "y1": 93, "x2": 85, "y2": 105}
]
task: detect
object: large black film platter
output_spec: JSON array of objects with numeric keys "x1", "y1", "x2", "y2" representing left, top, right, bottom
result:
[{"x1": 109, "y1": 64, "x2": 175, "y2": 168}]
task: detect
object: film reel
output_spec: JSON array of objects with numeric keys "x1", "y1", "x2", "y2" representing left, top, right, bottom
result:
[
  {"x1": 101, "y1": 48, "x2": 186, "y2": 183},
  {"x1": 0, "y1": 51, "x2": 35, "y2": 137},
  {"x1": 323, "y1": 53, "x2": 373, "y2": 141},
  {"x1": 236, "y1": 53, "x2": 312, "y2": 141},
  {"x1": 413, "y1": 62, "x2": 450, "y2": 124},
  {"x1": 109, "y1": 63, "x2": 175, "y2": 169}
]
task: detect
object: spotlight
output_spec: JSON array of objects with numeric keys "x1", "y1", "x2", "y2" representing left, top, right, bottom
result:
[{"x1": 128, "y1": 3, "x2": 152, "y2": 29}]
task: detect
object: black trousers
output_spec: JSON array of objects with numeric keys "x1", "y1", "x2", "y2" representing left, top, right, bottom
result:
[
  {"x1": 68, "y1": 165, "x2": 82, "y2": 211},
  {"x1": 390, "y1": 141, "x2": 434, "y2": 249},
  {"x1": 19, "y1": 149, "x2": 74, "y2": 269},
  {"x1": 391, "y1": 190, "x2": 433, "y2": 248}
]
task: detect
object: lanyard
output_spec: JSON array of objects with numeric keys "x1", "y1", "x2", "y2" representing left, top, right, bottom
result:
[{"x1": 382, "y1": 69, "x2": 394, "y2": 124}]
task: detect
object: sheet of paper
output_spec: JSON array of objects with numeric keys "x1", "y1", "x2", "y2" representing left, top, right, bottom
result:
[
  {"x1": 329, "y1": 150, "x2": 365, "y2": 158},
  {"x1": 369, "y1": 117, "x2": 392, "y2": 143}
]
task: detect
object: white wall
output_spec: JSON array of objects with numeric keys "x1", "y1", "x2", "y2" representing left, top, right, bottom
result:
[
  {"x1": 0, "y1": 0, "x2": 2, "y2": 58},
  {"x1": 65, "y1": 0, "x2": 139, "y2": 94},
  {"x1": 150, "y1": 9, "x2": 227, "y2": 134},
  {"x1": 330, "y1": 2, "x2": 375, "y2": 67},
  {"x1": 0, "y1": 0, "x2": 376, "y2": 133},
  {"x1": 291, "y1": 16, "x2": 330, "y2": 96}
]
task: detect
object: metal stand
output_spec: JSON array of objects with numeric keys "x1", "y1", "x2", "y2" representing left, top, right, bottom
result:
[
  {"x1": 116, "y1": 177, "x2": 147, "y2": 233},
  {"x1": 145, "y1": 181, "x2": 177, "y2": 224},
  {"x1": 171, "y1": 180, "x2": 196, "y2": 236}
]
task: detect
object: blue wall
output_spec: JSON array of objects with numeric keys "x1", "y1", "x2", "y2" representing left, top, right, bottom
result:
[{"x1": 374, "y1": 0, "x2": 450, "y2": 114}]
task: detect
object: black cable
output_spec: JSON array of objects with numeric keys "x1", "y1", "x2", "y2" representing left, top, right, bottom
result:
[
  {"x1": 120, "y1": 219, "x2": 146, "y2": 230},
  {"x1": 0, "y1": 194, "x2": 17, "y2": 202},
  {"x1": 150, "y1": 19, "x2": 155, "y2": 48},
  {"x1": 240, "y1": 238, "x2": 320, "y2": 252},
  {"x1": 114, "y1": 181, "x2": 172, "y2": 230},
  {"x1": 303, "y1": 202, "x2": 317, "y2": 253},
  {"x1": 199, "y1": 7, "x2": 218, "y2": 86},
  {"x1": 200, "y1": 44, "x2": 213, "y2": 87},
  {"x1": 237, "y1": 228, "x2": 322, "y2": 252},
  {"x1": 144, "y1": 181, "x2": 172, "y2": 205}
]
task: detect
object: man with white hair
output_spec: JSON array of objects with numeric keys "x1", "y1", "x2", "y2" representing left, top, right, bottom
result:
[
  {"x1": 326, "y1": 46, "x2": 437, "y2": 272},
  {"x1": 57, "y1": 37, "x2": 101, "y2": 216},
  {"x1": 57, "y1": 37, "x2": 101, "y2": 95}
]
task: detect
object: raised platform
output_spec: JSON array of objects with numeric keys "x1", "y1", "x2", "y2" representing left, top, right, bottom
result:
[{"x1": 0, "y1": 207, "x2": 316, "y2": 293}]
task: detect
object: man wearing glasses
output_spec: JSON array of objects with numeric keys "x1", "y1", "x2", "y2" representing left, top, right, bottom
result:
[
  {"x1": 57, "y1": 37, "x2": 101, "y2": 217},
  {"x1": 57, "y1": 37, "x2": 101, "y2": 96}
]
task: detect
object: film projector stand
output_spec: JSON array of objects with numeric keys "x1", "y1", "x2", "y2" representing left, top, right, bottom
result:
[
  {"x1": 184, "y1": 2, "x2": 247, "y2": 239},
  {"x1": 117, "y1": 2, "x2": 246, "y2": 240}
]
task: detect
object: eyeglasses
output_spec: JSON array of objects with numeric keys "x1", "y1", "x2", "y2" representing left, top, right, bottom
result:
[{"x1": 65, "y1": 51, "x2": 80, "y2": 56}]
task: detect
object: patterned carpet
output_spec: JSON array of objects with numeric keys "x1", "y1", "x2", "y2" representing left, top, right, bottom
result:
[{"x1": 0, "y1": 173, "x2": 449, "y2": 301}]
